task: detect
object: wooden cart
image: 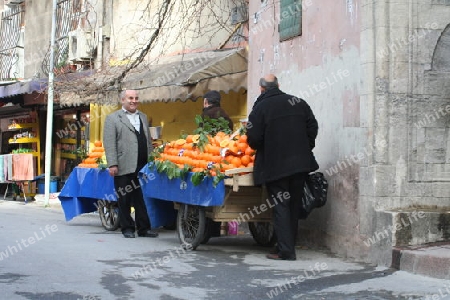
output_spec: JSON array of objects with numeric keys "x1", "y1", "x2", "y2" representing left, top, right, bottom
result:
[{"x1": 175, "y1": 167, "x2": 276, "y2": 250}]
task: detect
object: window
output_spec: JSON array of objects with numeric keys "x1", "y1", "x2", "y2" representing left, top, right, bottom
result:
[{"x1": 278, "y1": 0, "x2": 302, "y2": 41}]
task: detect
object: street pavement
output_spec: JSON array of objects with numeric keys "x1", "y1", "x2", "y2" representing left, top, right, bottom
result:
[{"x1": 1, "y1": 199, "x2": 449, "y2": 300}]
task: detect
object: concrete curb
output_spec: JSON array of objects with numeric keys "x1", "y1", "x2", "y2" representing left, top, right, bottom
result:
[{"x1": 392, "y1": 242, "x2": 450, "y2": 280}]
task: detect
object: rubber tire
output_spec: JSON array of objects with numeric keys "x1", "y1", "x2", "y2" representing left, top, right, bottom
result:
[
  {"x1": 98, "y1": 201, "x2": 120, "y2": 231},
  {"x1": 248, "y1": 222, "x2": 277, "y2": 247},
  {"x1": 201, "y1": 218, "x2": 214, "y2": 244},
  {"x1": 176, "y1": 204, "x2": 206, "y2": 250}
]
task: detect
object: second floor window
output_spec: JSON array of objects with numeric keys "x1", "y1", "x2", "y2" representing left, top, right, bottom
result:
[{"x1": 279, "y1": 0, "x2": 302, "y2": 41}]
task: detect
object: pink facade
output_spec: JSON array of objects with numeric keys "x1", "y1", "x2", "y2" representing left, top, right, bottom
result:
[{"x1": 247, "y1": 0, "x2": 367, "y2": 260}]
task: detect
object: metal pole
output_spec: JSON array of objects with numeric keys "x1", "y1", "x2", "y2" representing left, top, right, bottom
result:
[{"x1": 44, "y1": 0, "x2": 58, "y2": 207}]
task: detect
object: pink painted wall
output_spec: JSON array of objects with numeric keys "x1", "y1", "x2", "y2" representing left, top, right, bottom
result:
[
  {"x1": 248, "y1": 0, "x2": 360, "y2": 103},
  {"x1": 247, "y1": 0, "x2": 367, "y2": 260}
]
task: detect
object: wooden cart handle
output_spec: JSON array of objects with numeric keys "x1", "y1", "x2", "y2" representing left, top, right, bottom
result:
[{"x1": 224, "y1": 166, "x2": 253, "y2": 176}]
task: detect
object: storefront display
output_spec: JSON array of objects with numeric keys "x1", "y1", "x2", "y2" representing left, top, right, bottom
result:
[
  {"x1": 3, "y1": 111, "x2": 41, "y2": 176},
  {"x1": 55, "y1": 111, "x2": 89, "y2": 183}
]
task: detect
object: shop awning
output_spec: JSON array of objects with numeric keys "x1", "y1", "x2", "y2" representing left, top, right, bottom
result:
[
  {"x1": 0, "y1": 103, "x2": 31, "y2": 116},
  {"x1": 59, "y1": 48, "x2": 247, "y2": 106},
  {"x1": 0, "y1": 70, "x2": 95, "y2": 100},
  {"x1": 0, "y1": 79, "x2": 47, "y2": 99},
  {"x1": 125, "y1": 47, "x2": 248, "y2": 102}
]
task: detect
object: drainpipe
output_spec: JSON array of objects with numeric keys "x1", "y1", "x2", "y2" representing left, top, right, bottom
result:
[{"x1": 95, "y1": 0, "x2": 105, "y2": 70}]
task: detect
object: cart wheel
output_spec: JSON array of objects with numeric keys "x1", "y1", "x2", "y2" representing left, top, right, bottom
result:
[
  {"x1": 98, "y1": 201, "x2": 120, "y2": 231},
  {"x1": 177, "y1": 204, "x2": 206, "y2": 250},
  {"x1": 201, "y1": 218, "x2": 214, "y2": 244},
  {"x1": 248, "y1": 222, "x2": 277, "y2": 247}
]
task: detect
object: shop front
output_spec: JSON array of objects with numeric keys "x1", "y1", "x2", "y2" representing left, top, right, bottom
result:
[{"x1": 0, "y1": 89, "x2": 90, "y2": 197}]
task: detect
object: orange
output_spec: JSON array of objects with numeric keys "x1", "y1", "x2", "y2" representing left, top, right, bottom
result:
[
  {"x1": 199, "y1": 160, "x2": 209, "y2": 169},
  {"x1": 182, "y1": 149, "x2": 192, "y2": 157},
  {"x1": 205, "y1": 144, "x2": 213, "y2": 153},
  {"x1": 245, "y1": 147, "x2": 255, "y2": 156},
  {"x1": 91, "y1": 147, "x2": 102, "y2": 152},
  {"x1": 211, "y1": 155, "x2": 222, "y2": 163},
  {"x1": 224, "y1": 155, "x2": 234, "y2": 164},
  {"x1": 221, "y1": 163, "x2": 234, "y2": 171},
  {"x1": 192, "y1": 150, "x2": 201, "y2": 159},
  {"x1": 238, "y1": 135, "x2": 247, "y2": 143},
  {"x1": 183, "y1": 143, "x2": 193, "y2": 150},
  {"x1": 84, "y1": 157, "x2": 96, "y2": 164},
  {"x1": 237, "y1": 143, "x2": 248, "y2": 152},
  {"x1": 185, "y1": 135, "x2": 193, "y2": 143},
  {"x1": 240, "y1": 155, "x2": 251, "y2": 166},
  {"x1": 203, "y1": 153, "x2": 213, "y2": 162},
  {"x1": 230, "y1": 146, "x2": 239, "y2": 154},
  {"x1": 231, "y1": 156, "x2": 241, "y2": 168},
  {"x1": 247, "y1": 162, "x2": 254, "y2": 167},
  {"x1": 209, "y1": 145, "x2": 221, "y2": 155},
  {"x1": 214, "y1": 136, "x2": 222, "y2": 146},
  {"x1": 94, "y1": 140, "x2": 102, "y2": 147}
]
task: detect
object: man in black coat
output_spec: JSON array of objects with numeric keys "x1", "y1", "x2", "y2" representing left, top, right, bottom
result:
[
  {"x1": 247, "y1": 74, "x2": 319, "y2": 260},
  {"x1": 201, "y1": 90, "x2": 234, "y2": 131}
]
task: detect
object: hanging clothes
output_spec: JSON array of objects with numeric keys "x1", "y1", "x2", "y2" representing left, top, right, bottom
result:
[
  {"x1": 12, "y1": 154, "x2": 34, "y2": 181},
  {"x1": 0, "y1": 155, "x2": 5, "y2": 182},
  {"x1": 5, "y1": 154, "x2": 13, "y2": 181}
]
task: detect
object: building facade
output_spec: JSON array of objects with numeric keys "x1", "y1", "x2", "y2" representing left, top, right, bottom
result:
[{"x1": 247, "y1": 0, "x2": 450, "y2": 265}]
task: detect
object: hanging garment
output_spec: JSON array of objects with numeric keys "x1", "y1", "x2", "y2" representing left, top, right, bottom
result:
[
  {"x1": 12, "y1": 154, "x2": 34, "y2": 181},
  {"x1": 0, "y1": 155, "x2": 5, "y2": 182},
  {"x1": 5, "y1": 154, "x2": 13, "y2": 181}
]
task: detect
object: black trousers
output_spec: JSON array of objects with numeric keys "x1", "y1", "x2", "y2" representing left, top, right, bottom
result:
[
  {"x1": 266, "y1": 172, "x2": 307, "y2": 259},
  {"x1": 114, "y1": 173, "x2": 151, "y2": 235}
]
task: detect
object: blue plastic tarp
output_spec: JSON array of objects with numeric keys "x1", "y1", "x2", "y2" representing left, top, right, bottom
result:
[
  {"x1": 138, "y1": 164, "x2": 226, "y2": 207},
  {"x1": 58, "y1": 164, "x2": 225, "y2": 228},
  {"x1": 58, "y1": 166, "x2": 177, "y2": 228},
  {"x1": 58, "y1": 167, "x2": 117, "y2": 222}
]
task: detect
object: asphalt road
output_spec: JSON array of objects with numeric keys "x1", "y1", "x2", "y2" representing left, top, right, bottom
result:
[{"x1": 1, "y1": 199, "x2": 449, "y2": 300}]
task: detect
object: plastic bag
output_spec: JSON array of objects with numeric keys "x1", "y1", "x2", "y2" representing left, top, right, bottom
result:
[{"x1": 299, "y1": 172, "x2": 328, "y2": 219}]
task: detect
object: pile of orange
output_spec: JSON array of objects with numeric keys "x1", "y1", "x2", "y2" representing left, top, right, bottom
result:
[
  {"x1": 155, "y1": 132, "x2": 255, "y2": 175},
  {"x1": 78, "y1": 140, "x2": 105, "y2": 168}
]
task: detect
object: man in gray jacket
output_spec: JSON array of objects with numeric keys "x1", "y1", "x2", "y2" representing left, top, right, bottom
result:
[{"x1": 103, "y1": 89, "x2": 158, "y2": 238}]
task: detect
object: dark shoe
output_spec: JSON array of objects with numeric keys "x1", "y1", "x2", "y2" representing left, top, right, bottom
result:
[
  {"x1": 266, "y1": 254, "x2": 296, "y2": 261},
  {"x1": 123, "y1": 231, "x2": 135, "y2": 238},
  {"x1": 138, "y1": 230, "x2": 159, "y2": 238}
]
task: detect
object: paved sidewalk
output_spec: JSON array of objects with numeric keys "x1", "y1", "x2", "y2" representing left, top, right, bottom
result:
[{"x1": 2, "y1": 198, "x2": 450, "y2": 300}]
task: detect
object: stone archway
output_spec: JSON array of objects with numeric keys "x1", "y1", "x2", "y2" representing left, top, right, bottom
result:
[
  {"x1": 431, "y1": 24, "x2": 450, "y2": 71},
  {"x1": 408, "y1": 23, "x2": 450, "y2": 183}
]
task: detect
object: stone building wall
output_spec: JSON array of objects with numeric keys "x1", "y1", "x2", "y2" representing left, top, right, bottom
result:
[{"x1": 248, "y1": 0, "x2": 450, "y2": 265}]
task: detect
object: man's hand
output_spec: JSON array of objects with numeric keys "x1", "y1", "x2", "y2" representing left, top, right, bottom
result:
[{"x1": 109, "y1": 166, "x2": 118, "y2": 177}]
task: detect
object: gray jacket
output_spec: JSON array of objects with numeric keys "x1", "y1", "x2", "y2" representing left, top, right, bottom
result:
[{"x1": 103, "y1": 109, "x2": 153, "y2": 176}]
